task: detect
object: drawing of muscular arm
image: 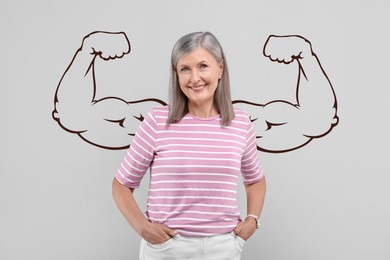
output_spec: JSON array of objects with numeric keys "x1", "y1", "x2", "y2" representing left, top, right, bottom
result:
[
  {"x1": 234, "y1": 35, "x2": 339, "y2": 153},
  {"x1": 52, "y1": 31, "x2": 166, "y2": 149}
]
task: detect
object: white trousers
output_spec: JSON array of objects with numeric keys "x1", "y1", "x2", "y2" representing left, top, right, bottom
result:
[{"x1": 139, "y1": 232, "x2": 245, "y2": 260}]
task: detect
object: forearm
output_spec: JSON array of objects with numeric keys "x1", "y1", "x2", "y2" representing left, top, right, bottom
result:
[
  {"x1": 234, "y1": 177, "x2": 266, "y2": 240},
  {"x1": 297, "y1": 52, "x2": 337, "y2": 110},
  {"x1": 245, "y1": 176, "x2": 266, "y2": 218},
  {"x1": 55, "y1": 49, "x2": 96, "y2": 107},
  {"x1": 112, "y1": 178, "x2": 149, "y2": 235}
]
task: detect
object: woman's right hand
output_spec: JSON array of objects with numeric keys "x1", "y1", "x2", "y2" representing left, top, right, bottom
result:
[{"x1": 140, "y1": 222, "x2": 177, "y2": 245}]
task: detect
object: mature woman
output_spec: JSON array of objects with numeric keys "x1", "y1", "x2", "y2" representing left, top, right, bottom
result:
[{"x1": 113, "y1": 31, "x2": 266, "y2": 260}]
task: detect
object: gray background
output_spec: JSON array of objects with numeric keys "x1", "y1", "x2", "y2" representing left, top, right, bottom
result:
[{"x1": 1, "y1": 0, "x2": 389, "y2": 259}]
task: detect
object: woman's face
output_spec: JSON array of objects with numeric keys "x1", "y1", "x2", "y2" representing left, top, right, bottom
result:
[{"x1": 176, "y1": 47, "x2": 223, "y2": 112}]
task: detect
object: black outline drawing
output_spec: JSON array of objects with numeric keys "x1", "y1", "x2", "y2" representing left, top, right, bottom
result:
[
  {"x1": 52, "y1": 31, "x2": 338, "y2": 153},
  {"x1": 234, "y1": 35, "x2": 338, "y2": 153}
]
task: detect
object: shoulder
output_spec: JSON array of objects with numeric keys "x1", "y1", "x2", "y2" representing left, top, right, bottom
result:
[
  {"x1": 146, "y1": 105, "x2": 169, "y2": 124},
  {"x1": 233, "y1": 107, "x2": 251, "y2": 123},
  {"x1": 150, "y1": 105, "x2": 169, "y2": 115}
]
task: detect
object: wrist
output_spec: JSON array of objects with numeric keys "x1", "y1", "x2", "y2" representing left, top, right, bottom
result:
[{"x1": 245, "y1": 214, "x2": 259, "y2": 229}]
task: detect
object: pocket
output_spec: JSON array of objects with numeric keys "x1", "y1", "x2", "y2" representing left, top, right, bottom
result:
[
  {"x1": 147, "y1": 237, "x2": 174, "y2": 250},
  {"x1": 235, "y1": 235, "x2": 246, "y2": 252}
]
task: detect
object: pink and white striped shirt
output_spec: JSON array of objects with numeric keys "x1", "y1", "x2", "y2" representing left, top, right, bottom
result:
[{"x1": 115, "y1": 106, "x2": 264, "y2": 237}]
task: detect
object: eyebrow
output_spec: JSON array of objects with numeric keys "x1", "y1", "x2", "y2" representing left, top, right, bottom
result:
[{"x1": 178, "y1": 60, "x2": 209, "y2": 67}]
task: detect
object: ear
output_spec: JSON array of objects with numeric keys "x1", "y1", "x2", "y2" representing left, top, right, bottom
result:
[{"x1": 218, "y1": 61, "x2": 224, "y2": 79}]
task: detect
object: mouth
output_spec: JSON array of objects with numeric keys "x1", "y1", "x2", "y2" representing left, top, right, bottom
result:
[{"x1": 189, "y1": 84, "x2": 206, "y2": 91}]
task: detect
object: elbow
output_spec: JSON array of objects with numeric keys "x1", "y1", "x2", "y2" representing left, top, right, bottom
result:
[
  {"x1": 112, "y1": 178, "x2": 120, "y2": 202},
  {"x1": 112, "y1": 177, "x2": 134, "y2": 198},
  {"x1": 259, "y1": 176, "x2": 266, "y2": 190}
]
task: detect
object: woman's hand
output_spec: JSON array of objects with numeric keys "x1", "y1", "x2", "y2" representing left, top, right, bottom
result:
[
  {"x1": 140, "y1": 222, "x2": 177, "y2": 245},
  {"x1": 112, "y1": 179, "x2": 177, "y2": 245},
  {"x1": 234, "y1": 217, "x2": 257, "y2": 241}
]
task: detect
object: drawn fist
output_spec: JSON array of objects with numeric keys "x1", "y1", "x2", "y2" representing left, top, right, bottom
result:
[
  {"x1": 81, "y1": 31, "x2": 131, "y2": 60},
  {"x1": 263, "y1": 35, "x2": 313, "y2": 64}
]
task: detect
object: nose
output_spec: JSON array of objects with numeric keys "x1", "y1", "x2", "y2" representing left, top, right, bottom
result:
[{"x1": 190, "y1": 70, "x2": 200, "y2": 83}]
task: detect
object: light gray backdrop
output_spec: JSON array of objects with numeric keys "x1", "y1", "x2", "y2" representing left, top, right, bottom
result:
[{"x1": 1, "y1": 0, "x2": 389, "y2": 259}]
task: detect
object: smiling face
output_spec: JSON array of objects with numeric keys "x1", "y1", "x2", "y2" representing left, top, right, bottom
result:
[{"x1": 176, "y1": 47, "x2": 224, "y2": 117}]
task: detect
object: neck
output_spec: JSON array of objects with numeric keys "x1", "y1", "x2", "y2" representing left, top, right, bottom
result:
[{"x1": 188, "y1": 102, "x2": 218, "y2": 118}]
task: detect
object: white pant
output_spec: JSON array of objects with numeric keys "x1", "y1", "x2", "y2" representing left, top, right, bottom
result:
[{"x1": 139, "y1": 232, "x2": 245, "y2": 260}]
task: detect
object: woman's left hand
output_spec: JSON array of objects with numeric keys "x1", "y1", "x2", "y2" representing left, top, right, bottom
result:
[{"x1": 234, "y1": 217, "x2": 257, "y2": 241}]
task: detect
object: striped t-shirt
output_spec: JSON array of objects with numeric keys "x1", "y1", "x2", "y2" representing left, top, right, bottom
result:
[{"x1": 115, "y1": 106, "x2": 264, "y2": 237}]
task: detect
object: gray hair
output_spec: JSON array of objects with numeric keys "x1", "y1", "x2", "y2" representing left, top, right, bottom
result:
[{"x1": 167, "y1": 31, "x2": 234, "y2": 126}]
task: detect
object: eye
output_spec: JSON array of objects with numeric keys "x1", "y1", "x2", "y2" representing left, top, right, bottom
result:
[
  {"x1": 179, "y1": 67, "x2": 189, "y2": 73},
  {"x1": 199, "y1": 64, "x2": 208, "y2": 69}
]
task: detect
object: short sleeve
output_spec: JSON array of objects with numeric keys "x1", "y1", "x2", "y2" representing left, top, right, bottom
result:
[
  {"x1": 115, "y1": 109, "x2": 157, "y2": 188},
  {"x1": 241, "y1": 116, "x2": 264, "y2": 185}
]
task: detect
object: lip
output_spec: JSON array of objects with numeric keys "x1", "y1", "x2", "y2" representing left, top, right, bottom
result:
[{"x1": 189, "y1": 84, "x2": 206, "y2": 91}]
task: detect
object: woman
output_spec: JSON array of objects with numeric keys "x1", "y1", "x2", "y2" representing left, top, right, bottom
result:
[{"x1": 112, "y1": 31, "x2": 266, "y2": 260}]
